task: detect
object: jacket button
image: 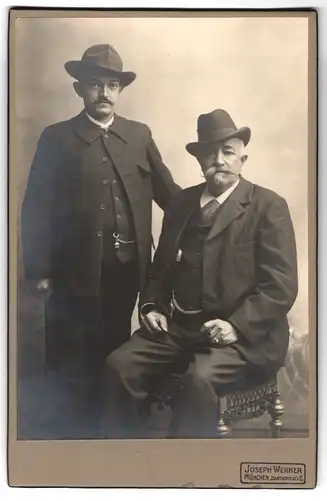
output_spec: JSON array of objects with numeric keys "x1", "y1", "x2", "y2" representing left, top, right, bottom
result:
[
  {"x1": 102, "y1": 157, "x2": 108, "y2": 163},
  {"x1": 114, "y1": 196, "x2": 119, "y2": 201},
  {"x1": 112, "y1": 179, "x2": 117, "y2": 185},
  {"x1": 102, "y1": 179, "x2": 109, "y2": 185},
  {"x1": 97, "y1": 230, "x2": 102, "y2": 237},
  {"x1": 116, "y1": 214, "x2": 121, "y2": 219},
  {"x1": 100, "y1": 204, "x2": 105, "y2": 210},
  {"x1": 103, "y1": 134, "x2": 109, "y2": 139}
]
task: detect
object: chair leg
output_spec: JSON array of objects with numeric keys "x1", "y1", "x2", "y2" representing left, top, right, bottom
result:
[
  {"x1": 168, "y1": 404, "x2": 180, "y2": 437},
  {"x1": 267, "y1": 391, "x2": 284, "y2": 438},
  {"x1": 216, "y1": 396, "x2": 230, "y2": 438}
]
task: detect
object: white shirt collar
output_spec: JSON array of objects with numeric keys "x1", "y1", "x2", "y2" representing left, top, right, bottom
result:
[
  {"x1": 85, "y1": 111, "x2": 114, "y2": 130},
  {"x1": 200, "y1": 178, "x2": 240, "y2": 208}
]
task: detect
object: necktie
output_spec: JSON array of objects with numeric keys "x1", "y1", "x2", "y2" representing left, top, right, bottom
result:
[{"x1": 200, "y1": 199, "x2": 220, "y2": 225}]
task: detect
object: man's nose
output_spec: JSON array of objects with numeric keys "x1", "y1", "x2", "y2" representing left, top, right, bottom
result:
[
  {"x1": 215, "y1": 149, "x2": 225, "y2": 165},
  {"x1": 100, "y1": 85, "x2": 110, "y2": 97}
]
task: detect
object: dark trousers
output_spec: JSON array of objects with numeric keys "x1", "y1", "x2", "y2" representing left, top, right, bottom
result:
[
  {"x1": 44, "y1": 258, "x2": 139, "y2": 423},
  {"x1": 104, "y1": 321, "x2": 253, "y2": 438}
]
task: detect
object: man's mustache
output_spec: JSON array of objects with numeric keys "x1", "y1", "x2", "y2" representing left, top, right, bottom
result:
[
  {"x1": 96, "y1": 99, "x2": 114, "y2": 105},
  {"x1": 204, "y1": 165, "x2": 229, "y2": 176}
]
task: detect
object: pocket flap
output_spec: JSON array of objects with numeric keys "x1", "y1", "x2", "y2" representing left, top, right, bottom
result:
[{"x1": 137, "y1": 159, "x2": 151, "y2": 174}]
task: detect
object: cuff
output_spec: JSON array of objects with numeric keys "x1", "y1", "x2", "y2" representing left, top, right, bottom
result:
[
  {"x1": 227, "y1": 319, "x2": 242, "y2": 341},
  {"x1": 140, "y1": 302, "x2": 157, "y2": 318}
]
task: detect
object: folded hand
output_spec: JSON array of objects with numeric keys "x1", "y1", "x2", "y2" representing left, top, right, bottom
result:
[
  {"x1": 142, "y1": 310, "x2": 168, "y2": 334},
  {"x1": 201, "y1": 318, "x2": 238, "y2": 346}
]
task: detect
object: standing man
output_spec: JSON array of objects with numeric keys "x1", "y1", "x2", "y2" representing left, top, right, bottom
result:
[
  {"x1": 105, "y1": 109, "x2": 298, "y2": 438},
  {"x1": 21, "y1": 44, "x2": 180, "y2": 423}
]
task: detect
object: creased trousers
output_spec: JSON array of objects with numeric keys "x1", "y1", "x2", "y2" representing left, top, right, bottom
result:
[{"x1": 104, "y1": 321, "x2": 255, "y2": 438}]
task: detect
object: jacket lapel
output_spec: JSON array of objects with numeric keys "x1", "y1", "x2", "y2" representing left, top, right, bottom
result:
[
  {"x1": 73, "y1": 111, "x2": 103, "y2": 144},
  {"x1": 73, "y1": 112, "x2": 129, "y2": 159},
  {"x1": 73, "y1": 111, "x2": 140, "y2": 190},
  {"x1": 101, "y1": 115, "x2": 130, "y2": 167},
  {"x1": 206, "y1": 177, "x2": 254, "y2": 241}
]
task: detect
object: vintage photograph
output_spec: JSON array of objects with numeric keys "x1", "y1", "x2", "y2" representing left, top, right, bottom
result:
[{"x1": 8, "y1": 8, "x2": 317, "y2": 488}]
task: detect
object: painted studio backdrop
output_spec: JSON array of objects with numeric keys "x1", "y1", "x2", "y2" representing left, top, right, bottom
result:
[{"x1": 14, "y1": 15, "x2": 309, "y2": 438}]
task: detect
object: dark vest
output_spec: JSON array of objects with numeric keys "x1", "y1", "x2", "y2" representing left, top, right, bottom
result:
[
  {"x1": 95, "y1": 130, "x2": 138, "y2": 264},
  {"x1": 172, "y1": 206, "x2": 214, "y2": 311}
]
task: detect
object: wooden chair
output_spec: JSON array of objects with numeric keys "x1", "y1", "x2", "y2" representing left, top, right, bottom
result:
[
  {"x1": 155, "y1": 370, "x2": 284, "y2": 438},
  {"x1": 215, "y1": 376, "x2": 284, "y2": 438}
]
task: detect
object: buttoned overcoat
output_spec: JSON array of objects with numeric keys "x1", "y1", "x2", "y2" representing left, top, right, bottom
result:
[{"x1": 21, "y1": 112, "x2": 180, "y2": 296}]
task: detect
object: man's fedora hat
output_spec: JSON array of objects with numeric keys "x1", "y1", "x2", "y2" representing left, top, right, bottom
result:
[
  {"x1": 186, "y1": 109, "x2": 251, "y2": 156},
  {"x1": 65, "y1": 44, "x2": 136, "y2": 87}
]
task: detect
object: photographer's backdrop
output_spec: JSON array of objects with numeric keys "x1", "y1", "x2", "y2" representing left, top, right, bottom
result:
[{"x1": 14, "y1": 15, "x2": 310, "y2": 436}]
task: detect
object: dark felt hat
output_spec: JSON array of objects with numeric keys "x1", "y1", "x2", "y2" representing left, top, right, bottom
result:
[
  {"x1": 186, "y1": 109, "x2": 251, "y2": 156},
  {"x1": 65, "y1": 44, "x2": 136, "y2": 87}
]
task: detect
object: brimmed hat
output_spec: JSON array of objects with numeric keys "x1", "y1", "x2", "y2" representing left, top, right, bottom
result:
[
  {"x1": 186, "y1": 109, "x2": 251, "y2": 156},
  {"x1": 64, "y1": 44, "x2": 136, "y2": 87}
]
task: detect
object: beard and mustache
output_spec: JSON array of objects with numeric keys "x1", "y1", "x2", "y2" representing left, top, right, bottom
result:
[
  {"x1": 204, "y1": 165, "x2": 237, "y2": 184},
  {"x1": 202, "y1": 165, "x2": 239, "y2": 196}
]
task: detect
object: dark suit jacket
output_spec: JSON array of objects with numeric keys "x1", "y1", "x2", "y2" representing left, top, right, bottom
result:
[
  {"x1": 21, "y1": 111, "x2": 180, "y2": 295},
  {"x1": 140, "y1": 177, "x2": 298, "y2": 374}
]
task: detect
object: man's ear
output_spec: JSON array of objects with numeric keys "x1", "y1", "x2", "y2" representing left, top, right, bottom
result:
[
  {"x1": 73, "y1": 81, "x2": 83, "y2": 98},
  {"x1": 241, "y1": 154, "x2": 248, "y2": 165}
]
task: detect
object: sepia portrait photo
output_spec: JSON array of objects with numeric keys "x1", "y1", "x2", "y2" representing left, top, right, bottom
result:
[{"x1": 8, "y1": 9, "x2": 317, "y2": 488}]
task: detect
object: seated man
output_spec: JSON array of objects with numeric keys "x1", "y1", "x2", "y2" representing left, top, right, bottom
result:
[{"x1": 105, "y1": 109, "x2": 298, "y2": 438}]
